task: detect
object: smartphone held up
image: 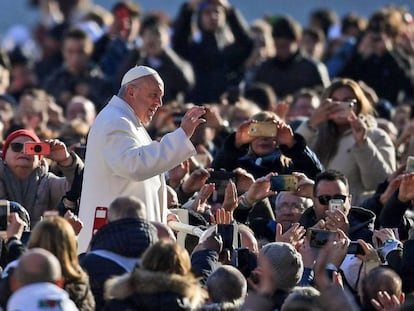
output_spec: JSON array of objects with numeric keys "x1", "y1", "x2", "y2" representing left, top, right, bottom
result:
[{"x1": 248, "y1": 122, "x2": 277, "y2": 137}]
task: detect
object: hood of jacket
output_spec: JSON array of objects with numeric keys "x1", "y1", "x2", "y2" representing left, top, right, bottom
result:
[
  {"x1": 90, "y1": 218, "x2": 158, "y2": 257},
  {"x1": 105, "y1": 269, "x2": 206, "y2": 310}
]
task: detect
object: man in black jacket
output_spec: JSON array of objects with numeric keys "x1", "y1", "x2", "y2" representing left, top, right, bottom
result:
[{"x1": 300, "y1": 169, "x2": 375, "y2": 242}]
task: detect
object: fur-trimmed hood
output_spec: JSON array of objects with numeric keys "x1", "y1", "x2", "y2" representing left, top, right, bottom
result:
[{"x1": 105, "y1": 269, "x2": 206, "y2": 310}]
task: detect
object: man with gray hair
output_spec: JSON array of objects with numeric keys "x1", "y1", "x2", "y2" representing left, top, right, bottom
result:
[
  {"x1": 241, "y1": 242, "x2": 304, "y2": 311},
  {"x1": 204, "y1": 265, "x2": 248, "y2": 311},
  {"x1": 274, "y1": 191, "x2": 313, "y2": 233},
  {"x1": 78, "y1": 65, "x2": 206, "y2": 253},
  {"x1": 8, "y1": 248, "x2": 78, "y2": 310}
]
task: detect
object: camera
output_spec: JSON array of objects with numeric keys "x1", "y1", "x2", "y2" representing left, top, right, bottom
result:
[
  {"x1": 24, "y1": 142, "x2": 51, "y2": 155},
  {"x1": 307, "y1": 228, "x2": 336, "y2": 248},
  {"x1": 347, "y1": 241, "x2": 364, "y2": 255},
  {"x1": 270, "y1": 175, "x2": 298, "y2": 192},
  {"x1": 207, "y1": 170, "x2": 237, "y2": 203},
  {"x1": 0, "y1": 200, "x2": 10, "y2": 231}
]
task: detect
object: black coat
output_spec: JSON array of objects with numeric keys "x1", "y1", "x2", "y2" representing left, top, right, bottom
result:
[{"x1": 211, "y1": 132, "x2": 324, "y2": 180}]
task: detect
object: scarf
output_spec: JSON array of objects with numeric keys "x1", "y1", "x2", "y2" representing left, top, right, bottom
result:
[{"x1": 3, "y1": 164, "x2": 47, "y2": 217}]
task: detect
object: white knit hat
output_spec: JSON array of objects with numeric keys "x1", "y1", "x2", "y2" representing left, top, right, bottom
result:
[{"x1": 121, "y1": 65, "x2": 160, "y2": 86}]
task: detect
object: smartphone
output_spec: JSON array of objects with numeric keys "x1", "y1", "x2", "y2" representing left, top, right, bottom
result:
[
  {"x1": 308, "y1": 228, "x2": 335, "y2": 248},
  {"x1": 248, "y1": 122, "x2": 277, "y2": 137},
  {"x1": 21, "y1": 231, "x2": 31, "y2": 245},
  {"x1": 347, "y1": 241, "x2": 364, "y2": 255},
  {"x1": 329, "y1": 199, "x2": 344, "y2": 213},
  {"x1": 232, "y1": 247, "x2": 251, "y2": 277},
  {"x1": 406, "y1": 156, "x2": 414, "y2": 173},
  {"x1": 207, "y1": 170, "x2": 237, "y2": 203},
  {"x1": 0, "y1": 200, "x2": 10, "y2": 231},
  {"x1": 216, "y1": 223, "x2": 236, "y2": 250},
  {"x1": 270, "y1": 175, "x2": 298, "y2": 192},
  {"x1": 24, "y1": 142, "x2": 51, "y2": 155},
  {"x1": 93, "y1": 206, "x2": 108, "y2": 235}
]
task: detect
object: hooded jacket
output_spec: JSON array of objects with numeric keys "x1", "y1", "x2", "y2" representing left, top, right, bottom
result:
[{"x1": 104, "y1": 269, "x2": 206, "y2": 311}]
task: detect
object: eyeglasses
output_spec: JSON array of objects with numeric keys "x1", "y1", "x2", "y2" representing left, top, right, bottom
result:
[
  {"x1": 10, "y1": 142, "x2": 24, "y2": 153},
  {"x1": 317, "y1": 194, "x2": 348, "y2": 205}
]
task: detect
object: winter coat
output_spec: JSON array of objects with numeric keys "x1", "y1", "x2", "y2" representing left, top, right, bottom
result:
[
  {"x1": 296, "y1": 120, "x2": 396, "y2": 204},
  {"x1": 172, "y1": 2, "x2": 253, "y2": 104},
  {"x1": 0, "y1": 152, "x2": 84, "y2": 227},
  {"x1": 104, "y1": 269, "x2": 206, "y2": 311},
  {"x1": 211, "y1": 132, "x2": 323, "y2": 180},
  {"x1": 252, "y1": 50, "x2": 330, "y2": 98}
]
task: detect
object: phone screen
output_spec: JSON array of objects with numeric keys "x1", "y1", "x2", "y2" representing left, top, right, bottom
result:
[
  {"x1": 347, "y1": 241, "x2": 364, "y2": 255},
  {"x1": 0, "y1": 200, "x2": 10, "y2": 230},
  {"x1": 308, "y1": 229, "x2": 335, "y2": 248},
  {"x1": 216, "y1": 224, "x2": 235, "y2": 250},
  {"x1": 270, "y1": 175, "x2": 298, "y2": 192},
  {"x1": 207, "y1": 171, "x2": 236, "y2": 203}
]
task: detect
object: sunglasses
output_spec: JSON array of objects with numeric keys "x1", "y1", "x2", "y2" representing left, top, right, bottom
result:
[
  {"x1": 317, "y1": 194, "x2": 348, "y2": 205},
  {"x1": 10, "y1": 142, "x2": 24, "y2": 153}
]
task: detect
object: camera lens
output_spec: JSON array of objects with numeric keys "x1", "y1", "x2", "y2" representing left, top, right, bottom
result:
[{"x1": 34, "y1": 144, "x2": 42, "y2": 153}]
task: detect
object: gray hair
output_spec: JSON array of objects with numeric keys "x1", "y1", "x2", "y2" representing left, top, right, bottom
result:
[
  {"x1": 108, "y1": 195, "x2": 146, "y2": 221},
  {"x1": 206, "y1": 265, "x2": 247, "y2": 307},
  {"x1": 261, "y1": 242, "x2": 303, "y2": 291}
]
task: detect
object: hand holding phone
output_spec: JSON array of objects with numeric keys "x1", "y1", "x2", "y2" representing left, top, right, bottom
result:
[
  {"x1": 347, "y1": 241, "x2": 364, "y2": 255},
  {"x1": 216, "y1": 223, "x2": 237, "y2": 250},
  {"x1": 307, "y1": 228, "x2": 336, "y2": 248},
  {"x1": 329, "y1": 199, "x2": 344, "y2": 213},
  {"x1": 248, "y1": 122, "x2": 277, "y2": 137},
  {"x1": 270, "y1": 175, "x2": 298, "y2": 192},
  {"x1": 207, "y1": 170, "x2": 237, "y2": 203}
]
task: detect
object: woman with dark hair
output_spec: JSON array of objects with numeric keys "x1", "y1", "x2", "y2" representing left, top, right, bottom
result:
[{"x1": 296, "y1": 78, "x2": 396, "y2": 204}]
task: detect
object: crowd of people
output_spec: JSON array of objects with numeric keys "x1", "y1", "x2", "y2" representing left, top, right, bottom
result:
[{"x1": 0, "y1": 0, "x2": 413, "y2": 310}]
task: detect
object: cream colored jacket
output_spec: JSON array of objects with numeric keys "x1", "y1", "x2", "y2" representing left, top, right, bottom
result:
[{"x1": 296, "y1": 120, "x2": 396, "y2": 204}]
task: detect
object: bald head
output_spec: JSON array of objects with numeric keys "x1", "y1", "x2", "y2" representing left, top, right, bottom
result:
[
  {"x1": 108, "y1": 195, "x2": 146, "y2": 222},
  {"x1": 14, "y1": 248, "x2": 62, "y2": 289}
]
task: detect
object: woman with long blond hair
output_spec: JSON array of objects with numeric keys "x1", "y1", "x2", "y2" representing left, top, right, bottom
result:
[
  {"x1": 28, "y1": 216, "x2": 95, "y2": 310},
  {"x1": 296, "y1": 78, "x2": 396, "y2": 203}
]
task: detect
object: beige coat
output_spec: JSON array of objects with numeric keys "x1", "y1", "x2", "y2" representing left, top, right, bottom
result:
[{"x1": 296, "y1": 120, "x2": 396, "y2": 204}]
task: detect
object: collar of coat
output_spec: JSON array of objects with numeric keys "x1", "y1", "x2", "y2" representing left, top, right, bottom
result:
[{"x1": 105, "y1": 268, "x2": 206, "y2": 307}]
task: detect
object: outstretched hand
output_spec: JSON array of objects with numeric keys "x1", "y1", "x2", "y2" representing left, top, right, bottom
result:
[{"x1": 180, "y1": 106, "x2": 206, "y2": 138}]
